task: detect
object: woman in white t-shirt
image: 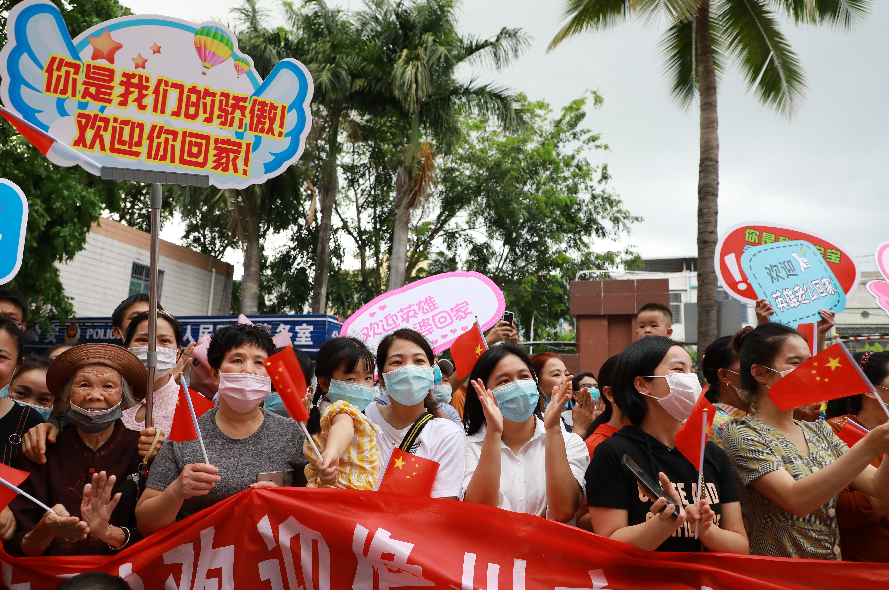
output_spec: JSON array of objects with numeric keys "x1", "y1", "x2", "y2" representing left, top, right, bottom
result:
[
  {"x1": 462, "y1": 344, "x2": 589, "y2": 522},
  {"x1": 365, "y1": 329, "x2": 465, "y2": 499}
]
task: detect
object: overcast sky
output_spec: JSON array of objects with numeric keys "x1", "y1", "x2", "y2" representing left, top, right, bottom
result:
[{"x1": 121, "y1": 0, "x2": 889, "y2": 276}]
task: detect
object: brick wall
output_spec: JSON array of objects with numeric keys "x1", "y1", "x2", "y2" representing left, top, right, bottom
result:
[{"x1": 55, "y1": 218, "x2": 234, "y2": 318}]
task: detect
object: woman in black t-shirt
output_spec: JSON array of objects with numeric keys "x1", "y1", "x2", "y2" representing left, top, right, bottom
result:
[{"x1": 586, "y1": 336, "x2": 748, "y2": 554}]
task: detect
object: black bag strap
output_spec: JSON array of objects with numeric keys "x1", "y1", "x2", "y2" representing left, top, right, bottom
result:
[{"x1": 398, "y1": 412, "x2": 434, "y2": 453}]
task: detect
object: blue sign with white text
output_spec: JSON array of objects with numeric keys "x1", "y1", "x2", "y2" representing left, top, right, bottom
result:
[
  {"x1": 29, "y1": 315, "x2": 343, "y2": 354},
  {"x1": 741, "y1": 240, "x2": 845, "y2": 325},
  {"x1": 0, "y1": 179, "x2": 28, "y2": 285}
]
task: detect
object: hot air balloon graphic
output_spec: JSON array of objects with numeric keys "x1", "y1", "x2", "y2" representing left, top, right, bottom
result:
[
  {"x1": 193, "y1": 26, "x2": 234, "y2": 75},
  {"x1": 234, "y1": 56, "x2": 251, "y2": 78}
]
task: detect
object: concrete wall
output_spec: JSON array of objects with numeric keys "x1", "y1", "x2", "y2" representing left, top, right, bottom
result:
[{"x1": 56, "y1": 218, "x2": 233, "y2": 318}]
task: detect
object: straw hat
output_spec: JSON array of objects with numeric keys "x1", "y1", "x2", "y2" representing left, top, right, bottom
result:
[{"x1": 47, "y1": 343, "x2": 148, "y2": 399}]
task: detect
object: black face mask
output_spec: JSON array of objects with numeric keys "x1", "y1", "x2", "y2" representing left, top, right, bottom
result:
[{"x1": 67, "y1": 402, "x2": 121, "y2": 434}]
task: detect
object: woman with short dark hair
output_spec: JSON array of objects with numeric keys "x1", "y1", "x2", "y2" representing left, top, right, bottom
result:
[
  {"x1": 586, "y1": 336, "x2": 747, "y2": 553},
  {"x1": 135, "y1": 323, "x2": 308, "y2": 535},
  {"x1": 462, "y1": 345, "x2": 588, "y2": 522}
]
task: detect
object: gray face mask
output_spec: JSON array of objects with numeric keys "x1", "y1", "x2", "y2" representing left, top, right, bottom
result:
[{"x1": 67, "y1": 402, "x2": 121, "y2": 434}]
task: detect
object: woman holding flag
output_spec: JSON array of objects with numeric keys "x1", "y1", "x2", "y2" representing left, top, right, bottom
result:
[
  {"x1": 586, "y1": 336, "x2": 748, "y2": 553},
  {"x1": 135, "y1": 323, "x2": 308, "y2": 535},
  {"x1": 6, "y1": 344, "x2": 147, "y2": 556},
  {"x1": 723, "y1": 324, "x2": 889, "y2": 559}
]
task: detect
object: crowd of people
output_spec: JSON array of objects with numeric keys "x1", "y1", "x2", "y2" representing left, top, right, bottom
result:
[{"x1": 0, "y1": 289, "x2": 887, "y2": 576}]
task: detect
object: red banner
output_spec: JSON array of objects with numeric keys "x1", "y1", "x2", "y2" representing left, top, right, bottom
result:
[{"x1": 2, "y1": 488, "x2": 889, "y2": 589}]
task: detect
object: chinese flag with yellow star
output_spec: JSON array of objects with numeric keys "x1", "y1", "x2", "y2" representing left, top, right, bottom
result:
[
  {"x1": 450, "y1": 321, "x2": 488, "y2": 380},
  {"x1": 770, "y1": 342, "x2": 873, "y2": 411},
  {"x1": 169, "y1": 387, "x2": 215, "y2": 443},
  {"x1": 264, "y1": 345, "x2": 310, "y2": 422},
  {"x1": 377, "y1": 448, "x2": 440, "y2": 496}
]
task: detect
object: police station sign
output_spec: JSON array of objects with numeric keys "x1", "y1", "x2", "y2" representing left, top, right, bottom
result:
[
  {"x1": 30, "y1": 315, "x2": 343, "y2": 354},
  {"x1": 0, "y1": 0, "x2": 313, "y2": 189}
]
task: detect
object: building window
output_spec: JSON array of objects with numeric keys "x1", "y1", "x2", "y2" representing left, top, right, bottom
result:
[
  {"x1": 717, "y1": 288, "x2": 731, "y2": 301},
  {"x1": 669, "y1": 292, "x2": 683, "y2": 324},
  {"x1": 129, "y1": 262, "x2": 164, "y2": 298}
]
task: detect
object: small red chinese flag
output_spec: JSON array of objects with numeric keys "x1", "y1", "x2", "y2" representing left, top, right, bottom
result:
[
  {"x1": 770, "y1": 343, "x2": 873, "y2": 411},
  {"x1": 378, "y1": 448, "x2": 439, "y2": 496},
  {"x1": 265, "y1": 346, "x2": 310, "y2": 422},
  {"x1": 0, "y1": 463, "x2": 29, "y2": 511},
  {"x1": 828, "y1": 417, "x2": 869, "y2": 447},
  {"x1": 450, "y1": 321, "x2": 488, "y2": 380},
  {"x1": 169, "y1": 387, "x2": 214, "y2": 443},
  {"x1": 674, "y1": 393, "x2": 716, "y2": 467}
]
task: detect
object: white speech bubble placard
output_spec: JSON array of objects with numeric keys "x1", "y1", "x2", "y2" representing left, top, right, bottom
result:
[{"x1": 341, "y1": 271, "x2": 506, "y2": 354}]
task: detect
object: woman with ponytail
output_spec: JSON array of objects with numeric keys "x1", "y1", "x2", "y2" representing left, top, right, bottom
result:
[
  {"x1": 723, "y1": 324, "x2": 889, "y2": 559},
  {"x1": 303, "y1": 337, "x2": 381, "y2": 490},
  {"x1": 701, "y1": 335, "x2": 749, "y2": 448}
]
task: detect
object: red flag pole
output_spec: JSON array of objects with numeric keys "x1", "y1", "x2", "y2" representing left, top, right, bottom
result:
[
  {"x1": 694, "y1": 408, "x2": 708, "y2": 540},
  {"x1": 181, "y1": 376, "x2": 210, "y2": 465}
]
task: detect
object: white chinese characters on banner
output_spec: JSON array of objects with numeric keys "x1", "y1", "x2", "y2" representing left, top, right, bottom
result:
[{"x1": 340, "y1": 272, "x2": 506, "y2": 354}]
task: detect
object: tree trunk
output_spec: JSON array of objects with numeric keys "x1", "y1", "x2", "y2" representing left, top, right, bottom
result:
[
  {"x1": 388, "y1": 167, "x2": 409, "y2": 290},
  {"x1": 240, "y1": 201, "x2": 261, "y2": 315},
  {"x1": 695, "y1": 1, "x2": 719, "y2": 353},
  {"x1": 311, "y1": 109, "x2": 341, "y2": 314},
  {"x1": 311, "y1": 168, "x2": 338, "y2": 314}
]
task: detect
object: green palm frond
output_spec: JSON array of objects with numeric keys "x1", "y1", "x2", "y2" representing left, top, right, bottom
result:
[
  {"x1": 659, "y1": 12, "x2": 727, "y2": 111},
  {"x1": 720, "y1": 0, "x2": 805, "y2": 118},
  {"x1": 775, "y1": 0, "x2": 870, "y2": 30},
  {"x1": 548, "y1": 0, "x2": 632, "y2": 51},
  {"x1": 460, "y1": 28, "x2": 532, "y2": 71},
  {"x1": 634, "y1": 0, "x2": 701, "y2": 28}
]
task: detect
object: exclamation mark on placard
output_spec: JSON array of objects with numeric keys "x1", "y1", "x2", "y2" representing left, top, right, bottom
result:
[
  {"x1": 277, "y1": 104, "x2": 287, "y2": 138},
  {"x1": 724, "y1": 254, "x2": 747, "y2": 291},
  {"x1": 241, "y1": 141, "x2": 252, "y2": 177}
]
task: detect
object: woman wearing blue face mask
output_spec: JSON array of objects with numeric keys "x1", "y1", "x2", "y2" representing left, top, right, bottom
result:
[
  {"x1": 462, "y1": 345, "x2": 589, "y2": 523},
  {"x1": 587, "y1": 336, "x2": 748, "y2": 554},
  {"x1": 303, "y1": 337, "x2": 381, "y2": 490},
  {"x1": 365, "y1": 329, "x2": 465, "y2": 500}
]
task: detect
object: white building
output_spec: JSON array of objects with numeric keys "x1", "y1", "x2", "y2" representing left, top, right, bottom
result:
[
  {"x1": 834, "y1": 270, "x2": 889, "y2": 351},
  {"x1": 57, "y1": 217, "x2": 233, "y2": 318}
]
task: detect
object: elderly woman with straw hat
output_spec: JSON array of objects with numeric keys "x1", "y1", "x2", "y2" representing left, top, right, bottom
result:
[{"x1": 4, "y1": 344, "x2": 149, "y2": 556}]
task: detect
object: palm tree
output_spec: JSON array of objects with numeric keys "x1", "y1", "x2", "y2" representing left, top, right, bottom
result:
[
  {"x1": 357, "y1": 0, "x2": 530, "y2": 290},
  {"x1": 549, "y1": 1, "x2": 869, "y2": 352},
  {"x1": 283, "y1": 0, "x2": 376, "y2": 314}
]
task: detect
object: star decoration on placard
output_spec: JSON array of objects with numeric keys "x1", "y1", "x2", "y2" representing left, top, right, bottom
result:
[
  {"x1": 87, "y1": 29, "x2": 123, "y2": 64},
  {"x1": 826, "y1": 357, "x2": 842, "y2": 371},
  {"x1": 150, "y1": 42, "x2": 162, "y2": 54},
  {"x1": 132, "y1": 53, "x2": 148, "y2": 69}
]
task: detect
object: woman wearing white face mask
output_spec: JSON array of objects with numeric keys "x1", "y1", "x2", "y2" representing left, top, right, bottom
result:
[
  {"x1": 723, "y1": 324, "x2": 889, "y2": 559},
  {"x1": 587, "y1": 336, "x2": 748, "y2": 554},
  {"x1": 135, "y1": 324, "x2": 308, "y2": 536},
  {"x1": 121, "y1": 311, "x2": 195, "y2": 436},
  {"x1": 365, "y1": 329, "x2": 465, "y2": 500},
  {"x1": 462, "y1": 345, "x2": 589, "y2": 522}
]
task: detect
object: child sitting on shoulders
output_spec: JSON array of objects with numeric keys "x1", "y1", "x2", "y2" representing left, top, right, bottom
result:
[
  {"x1": 303, "y1": 337, "x2": 382, "y2": 490},
  {"x1": 637, "y1": 302, "x2": 673, "y2": 338}
]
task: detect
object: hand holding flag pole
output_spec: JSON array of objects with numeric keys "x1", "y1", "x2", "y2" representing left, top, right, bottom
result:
[{"x1": 180, "y1": 374, "x2": 210, "y2": 465}]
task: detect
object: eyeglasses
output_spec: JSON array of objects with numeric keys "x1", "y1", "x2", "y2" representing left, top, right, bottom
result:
[{"x1": 0, "y1": 314, "x2": 24, "y2": 330}]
